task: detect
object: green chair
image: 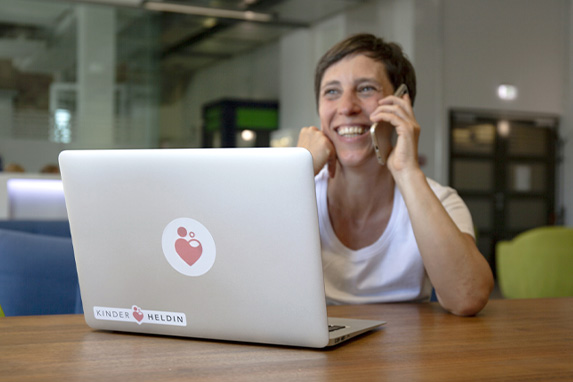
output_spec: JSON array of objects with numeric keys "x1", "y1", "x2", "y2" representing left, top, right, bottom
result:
[
  {"x1": 496, "y1": 226, "x2": 573, "y2": 299},
  {"x1": 0, "y1": 304, "x2": 4, "y2": 317}
]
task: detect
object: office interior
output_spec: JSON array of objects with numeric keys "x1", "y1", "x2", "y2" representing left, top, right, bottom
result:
[{"x1": 0, "y1": 0, "x2": 572, "y2": 312}]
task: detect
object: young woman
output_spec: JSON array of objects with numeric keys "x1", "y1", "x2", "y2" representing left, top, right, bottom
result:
[{"x1": 297, "y1": 34, "x2": 493, "y2": 316}]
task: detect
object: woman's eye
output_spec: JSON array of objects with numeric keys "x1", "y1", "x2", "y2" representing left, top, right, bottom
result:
[
  {"x1": 359, "y1": 85, "x2": 377, "y2": 93},
  {"x1": 323, "y1": 88, "x2": 339, "y2": 97}
]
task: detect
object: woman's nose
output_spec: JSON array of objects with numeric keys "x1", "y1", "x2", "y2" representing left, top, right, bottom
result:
[{"x1": 338, "y1": 92, "x2": 361, "y2": 115}]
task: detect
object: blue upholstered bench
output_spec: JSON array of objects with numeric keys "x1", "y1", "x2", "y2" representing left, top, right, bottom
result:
[
  {"x1": 0, "y1": 220, "x2": 71, "y2": 238},
  {"x1": 0, "y1": 221, "x2": 82, "y2": 316}
]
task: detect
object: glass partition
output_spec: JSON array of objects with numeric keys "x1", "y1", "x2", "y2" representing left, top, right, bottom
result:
[{"x1": 0, "y1": 0, "x2": 160, "y2": 149}]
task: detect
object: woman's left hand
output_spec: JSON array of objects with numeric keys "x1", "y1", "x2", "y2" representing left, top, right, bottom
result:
[{"x1": 370, "y1": 93, "x2": 421, "y2": 180}]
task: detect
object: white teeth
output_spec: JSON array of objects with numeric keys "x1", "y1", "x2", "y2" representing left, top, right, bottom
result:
[{"x1": 337, "y1": 126, "x2": 366, "y2": 137}]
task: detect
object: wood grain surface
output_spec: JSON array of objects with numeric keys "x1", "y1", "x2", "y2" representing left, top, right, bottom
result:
[{"x1": 1, "y1": 298, "x2": 572, "y2": 381}]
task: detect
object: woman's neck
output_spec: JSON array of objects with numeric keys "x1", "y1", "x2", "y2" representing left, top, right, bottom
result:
[
  {"x1": 326, "y1": 162, "x2": 395, "y2": 249},
  {"x1": 328, "y1": 162, "x2": 394, "y2": 218}
]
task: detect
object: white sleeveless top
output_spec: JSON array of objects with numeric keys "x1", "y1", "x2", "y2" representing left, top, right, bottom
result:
[{"x1": 315, "y1": 167, "x2": 475, "y2": 305}]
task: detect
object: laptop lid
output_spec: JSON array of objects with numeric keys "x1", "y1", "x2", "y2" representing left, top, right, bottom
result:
[{"x1": 60, "y1": 147, "x2": 383, "y2": 348}]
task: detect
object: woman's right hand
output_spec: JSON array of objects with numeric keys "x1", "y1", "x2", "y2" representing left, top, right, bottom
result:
[{"x1": 297, "y1": 126, "x2": 337, "y2": 177}]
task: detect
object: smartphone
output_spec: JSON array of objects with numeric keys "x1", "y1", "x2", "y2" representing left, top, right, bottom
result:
[{"x1": 370, "y1": 84, "x2": 409, "y2": 165}]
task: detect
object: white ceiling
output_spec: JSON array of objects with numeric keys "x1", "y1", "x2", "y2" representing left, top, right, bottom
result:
[{"x1": 0, "y1": 0, "x2": 366, "y2": 75}]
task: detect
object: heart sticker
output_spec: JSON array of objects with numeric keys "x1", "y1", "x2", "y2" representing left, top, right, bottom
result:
[
  {"x1": 132, "y1": 305, "x2": 144, "y2": 324},
  {"x1": 174, "y1": 227, "x2": 203, "y2": 266},
  {"x1": 162, "y1": 217, "x2": 216, "y2": 277}
]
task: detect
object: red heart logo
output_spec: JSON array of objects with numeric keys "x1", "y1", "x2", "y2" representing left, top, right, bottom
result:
[
  {"x1": 132, "y1": 306, "x2": 144, "y2": 323},
  {"x1": 175, "y1": 228, "x2": 203, "y2": 266}
]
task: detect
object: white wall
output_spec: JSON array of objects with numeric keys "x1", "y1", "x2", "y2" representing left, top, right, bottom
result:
[
  {"x1": 276, "y1": 27, "x2": 319, "y2": 147},
  {"x1": 276, "y1": 14, "x2": 345, "y2": 147},
  {"x1": 178, "y1": 42, "x2": 280, "y2": 147},
  {"x1": 412, "y1": 0, "x2": 445, "y2": 182},
  {"x1": 442, "y1": 0, "x2": 572, "y2": 224},
  {"x1": 443, "y1": 0, "x2": 567, "y2": 114}
]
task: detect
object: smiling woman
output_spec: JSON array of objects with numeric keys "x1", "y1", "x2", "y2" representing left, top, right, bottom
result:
[{"x1": 297, "y1": 33, "x2": 494, "y2": 316}]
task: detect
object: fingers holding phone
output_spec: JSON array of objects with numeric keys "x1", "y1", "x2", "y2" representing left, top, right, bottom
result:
[
  {"x1": 372, "y1": 84, "x2": 422, "y2": 174},
  {"x1": 370, "y1": 84, "x2": 409, "y2": 165}
]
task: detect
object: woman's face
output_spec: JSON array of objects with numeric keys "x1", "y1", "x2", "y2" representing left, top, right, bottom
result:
[{"x1": 318, "y1": 54, "x2": 395, "y2": 169}]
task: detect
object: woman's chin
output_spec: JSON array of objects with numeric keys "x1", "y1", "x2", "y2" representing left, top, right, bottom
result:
[{"x1": 336, "y1": 148, "x2": 377, "y2": 169}]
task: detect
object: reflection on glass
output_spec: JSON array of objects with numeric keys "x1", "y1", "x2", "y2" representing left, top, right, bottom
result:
[
  {"x1": 497, "y1": 120, "x2": 510, "y2": 137},
  {"x1": 452, "y1": 160, "x2": 493, "y2": 192},
  {"x1": 508, "y1": 163, "x2": 546, "y2": 193},
  {"x1": 0, "y1": 0, "x2": 159, "y2": 148},
  {"x1": 52, "y1": 109, "x2": 72, "y2": 143},
  {"x1": 507, "y1": 124, "x2": 547, "y2": 157},
  {"x1": 452, "y1": 123, "x2": 495, "y2": 155}
]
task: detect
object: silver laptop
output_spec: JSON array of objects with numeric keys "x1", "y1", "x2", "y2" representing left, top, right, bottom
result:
[{"x1": 59, "y1": 147, "x2": 384, "y2": 348}]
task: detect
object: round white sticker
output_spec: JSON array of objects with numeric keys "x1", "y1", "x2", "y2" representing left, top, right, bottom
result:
[{"x1": 162, "y1": 217, "x2": 216, "y2": 276}]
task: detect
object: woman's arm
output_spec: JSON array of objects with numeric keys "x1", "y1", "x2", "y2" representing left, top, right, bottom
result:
[
  {"x1": 399, "y1": 170, "x2": 494, "y2": 316},
  {"x1": 372, "y1": 93, "x2": 494, "y2": 316}
]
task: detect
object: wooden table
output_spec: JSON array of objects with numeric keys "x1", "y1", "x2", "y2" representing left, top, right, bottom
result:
[{"x1": 1, "y1": 298, "x2": 572, "y2": 381}]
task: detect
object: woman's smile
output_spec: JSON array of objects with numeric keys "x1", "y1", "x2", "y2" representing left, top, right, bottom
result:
[{"x1": 336, "y1": 125, "x2": 369, "y2": 138}]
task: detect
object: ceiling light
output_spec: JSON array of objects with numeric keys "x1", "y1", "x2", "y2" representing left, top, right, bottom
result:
[
  {"x1": 202, "y1": 18, "x2": 217, "y2": 28},
  {"x1": 241, "y1": 130, "x2": 256, "y2": 142},
  {"x1": 144, "y1": 2, "x2": 273, "y2": 22},
  {"x1": 497, "y1": 120, "x2": 511, "y2": 137},
  {"x1": 497, "y1": 84, "x2": 518, "y2": 101}
]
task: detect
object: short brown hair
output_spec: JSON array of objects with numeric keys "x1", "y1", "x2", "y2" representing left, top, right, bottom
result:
[{"x1": 314, "y1": 33, "x2": 416, "y2": 107}]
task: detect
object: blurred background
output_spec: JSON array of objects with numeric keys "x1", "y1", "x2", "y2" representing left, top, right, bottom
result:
[{"x1": 0, "y1": 0, "x2": 572, "y2": 273}]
